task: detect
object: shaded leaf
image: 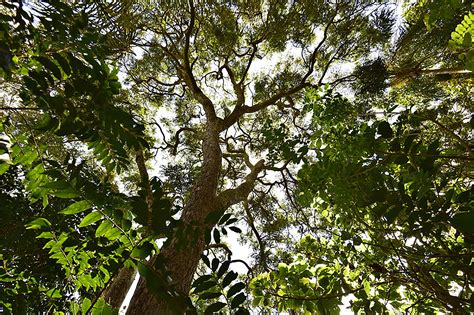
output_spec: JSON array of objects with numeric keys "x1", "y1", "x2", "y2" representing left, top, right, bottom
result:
[
  {"x1": 451, "y1": 211, "x2": 474, "y2": 234},
  {"x1": 231, "y1": 292, "x2": 246, "y2": 309},
  {"x1": 204, "y1": 302, "x2": 226, "y2": 315},
  {"x1": 229, "y1": 226, "x2": 242, "y2": 233},
  {"x1": 211, "y1": 258, "x2": 219, "y2": 272},
  {"x1": 193, "y1": 280, "x2": 217, "y2": 294},
  {"x1": 227, "y1": 282, "x2": 245, "y2": 298},
  {"x1": 217, "y1": 261, "x2": 230, "y2": 279},
  {"x1": 222, "y1": 271, "x2": 238, "y2": 288},
  {"x1": 377, "y1": 121, "x2": 393, "y2": 138}
]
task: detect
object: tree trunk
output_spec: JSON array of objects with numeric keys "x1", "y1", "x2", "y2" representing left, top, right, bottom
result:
[
  {"x1": 127, "y1": 123, "x2": 222, "y2": 314},
  {"x1": 390, "y1": 67, "x2": 472, "y2": 86},
  {"x1": 102, "y1": 267, "x2": 136, "y2": 309}
]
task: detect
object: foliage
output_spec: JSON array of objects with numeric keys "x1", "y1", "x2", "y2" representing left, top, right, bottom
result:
[
  {"x1": 292, "y1": 83, "x2": 473, "y2": 313},
  {"x1": 0, "y1": 0, "x2": 472, "y2": 314},
  {"x1": 0, "y1": 1, "x2": 154, "y2": 313},
  {"x1": 449, "y1": 11, "x2": 474, "y2": 70}
]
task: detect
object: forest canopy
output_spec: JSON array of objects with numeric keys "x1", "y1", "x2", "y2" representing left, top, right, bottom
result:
[{"x1": 0, "y1": 0, "x2": 472, "y2": 314}]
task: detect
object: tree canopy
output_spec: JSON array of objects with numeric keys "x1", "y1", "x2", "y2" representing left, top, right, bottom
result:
[{"x1": 0, "y1": 0, "x2": 472, "y2": 314}]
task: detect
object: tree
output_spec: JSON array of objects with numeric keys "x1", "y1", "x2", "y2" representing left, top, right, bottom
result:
[
  {"x1": 255, "y1": 82, "x2": 473, "y2": 313},
  {"x1": 352, "y1": 0, "x2": 473, "y2": 93},
  {"x1": 0, "y1": 0, "x2": 472, "y2": 314},
  {"x1": 116, "y1": 1, "x2": 395, "y2": 312}
]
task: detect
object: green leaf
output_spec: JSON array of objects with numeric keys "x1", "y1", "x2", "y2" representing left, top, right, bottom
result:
[
  {"x1": 51, "y1": 187, "x2": 80, "y2": 199},
  {"x1": 53, "y1": 53, "x2": 71, "y2": 76},
  {"x1": 46, "y1": 288, "x2": 61, "y2": 299},
  {"x1": 36, "y1": 56, "x2": 62, "y2": 79},
  {"x1": 95, "y1": 220, "x2": 113, "y2": 237},
  {"x1": 363, "y1": 279, "x2": 371, "y2": 296},
  {"x1": 137, "y1": 263, "x2": 154, "y2": 280},
  {"x1": 217, "y1": 261, "x2": 230, "y2": 279},
  {"x1": 201, "y1": 254, "x2": 211, "y2": 268},
  {"x1": 79, "y1": 211, "x2": 102, "y2": 227},
  {"x1": 193, "y1": 280, "x2": 218, "y2": 294},
  {"x1": 129, "y1": 247, "x2": 145, "y2": 260},
  {"x1": 225, "y1": 218, "x2": 238, "y2": 225},
  {"x1": 222, "y1": 271, "x2": 238, "y2": 288},
  {"x1": 235, "y1": 308, "x2": 251, "y2": 315},
  {"x1": 0, "y1": 163, "x2": 10, "y2": 175},
  {"x1": 60, "y1": 200, "x2": 91, "y2": 215},
  {"x1": 231, "y1": 292, "x2": 246, "y2": 309},
  {"x1": 229, "y1": 226, "x2": 242, "y2": 233},
  {"x1": 451, "y1": 211, "x2": 474, "y2": 234},
  {"x1": 462, "y1": 32, "x2": 472, "y2": 48},
  {"x1": 193, "y1": 274, "x2": 213, "y2": 288},
  {"x1": 218, "y1": 213, "x2": 232, "y2": 225},
  {"x1": 227, "y1": 282, "x2": 245, "y2": 298},
  {"x1": 213, "y1": 228, "x2": 220, "y2": 243},
  {"x1": 204, "y1": 302, "x2": 226, "y2": 315},
  {"x1": 26, "y1": 217, "x2": 52, "y2": 229},
  {"x1": 91, "y1": 298, "x2": 118, "y2": 315},
  {"x1": 199, "y1": 291, "x2": 222, "y2": 300},
  {"x1": 14, "y1": 149, "x2": 37, "y2": 165},
  {"x1": 211, "y1": 258, "x2": 219, "y2": 272},
  {"x1": 82, "y1": 298, "x2": 91, "y2": 315},
  {"x1": 377, "y1": 121, "x2": 393, "y2": 138},
  {"x1": 104, "y1": 227, "x2": 122, "y2": 240},
  {"x1": 36, "y1": 231, "x2": 54, "y2": 239}
]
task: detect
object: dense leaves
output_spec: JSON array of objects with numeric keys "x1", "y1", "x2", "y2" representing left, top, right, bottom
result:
[{"x1": 0, "y1": 0, "x2": 472, "y2": 314}]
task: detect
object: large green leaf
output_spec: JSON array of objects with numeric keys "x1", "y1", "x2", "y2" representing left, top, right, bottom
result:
[
  {"x1": 60, "y1": 200, "x2": 91, "y2": 215},
  {"x1": 95, "y1": 220, "x2": 113, "y2": 237},
  {"x1": 25, "y1": 217, "x2": 52, "y2": 230},
  {"x1": 79, "y1": 211, "x2": 102, "y2": 227},
  {"x1": 451, "y1": 211, "x2": 474, "y2": 234}
]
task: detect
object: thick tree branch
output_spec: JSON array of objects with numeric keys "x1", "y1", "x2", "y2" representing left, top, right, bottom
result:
[
  {"x1": 172, "y1": 127, "x2": 197, "y2": 155},
  {"x1": 223, "y1": 62, "x2": 245, "y2": 107},
  {"x1": 178, "y1": 0, "x2": 219, "y2": 124},
  {"x1": 220, "y1": 83, "x2": 310, "y2": 131},
  {"x1": 216, "y1": 159, "x2": 265, "y2": 211},
  {"x1": 219, "y1": 7, "x2": 340, "y2": 132}
]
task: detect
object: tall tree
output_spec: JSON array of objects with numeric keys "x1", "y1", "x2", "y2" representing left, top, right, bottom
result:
[
  {"x1": 1, "y1": 0, "x2": 472, "y2": 314},
  {"x1": 115, "y1": 1, "x2": 393, "y2": 312}
]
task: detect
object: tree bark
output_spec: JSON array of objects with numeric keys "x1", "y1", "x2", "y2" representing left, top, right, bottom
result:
[
  {"x1": 127, "y1": 123, "x2": 223, "y2": 314},
  {"x1": 390, "y1": 67, "x2": 472, "y2": 86},
  {"x1": 102, "y1": 267, "x2": 136, "y2": 309}
]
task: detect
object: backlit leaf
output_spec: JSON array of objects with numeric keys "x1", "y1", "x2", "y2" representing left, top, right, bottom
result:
[
  {"x1": 79, "y1": 211, "x2": 102, "y2": 227},
  {"x1": 60, "y1": 200, "x2": 91, "y2": 215}
]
